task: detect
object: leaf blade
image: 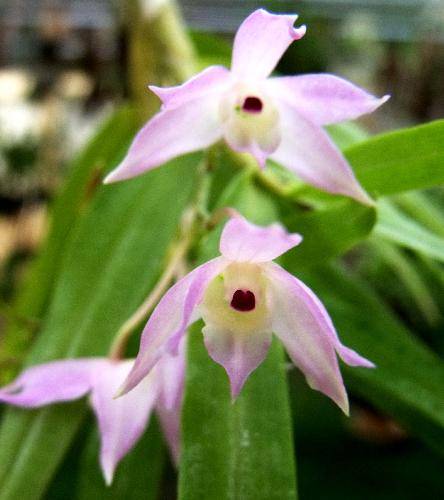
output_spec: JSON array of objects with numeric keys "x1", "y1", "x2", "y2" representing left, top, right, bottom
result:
[
  {"x1": 293, "y1": 262, "x2": 444, "y2": 454},
  {"x1": 375, "y1": 200, "x2": 444, "y2": 263},
  {"x1": 0, "y1": 156, "x2": 199, "y2": 499},
  {"x1": 179, "y1": 172, "x2": 297, "y2": 500},
  {"x1": 346, "y1": 119, "x2": 444, "y2": 197}
]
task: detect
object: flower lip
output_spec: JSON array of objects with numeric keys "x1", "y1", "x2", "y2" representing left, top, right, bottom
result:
[
  {"x1": 242, "y1": 96, "x2": 263, "y2": 113},
  {"x1": 230, "y1": 289, "x2": 256, "y2": 312}
]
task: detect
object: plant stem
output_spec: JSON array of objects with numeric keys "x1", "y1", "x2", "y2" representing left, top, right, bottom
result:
[
  {"x1": 125, "y1": 0, "x2": 197, "y2": 123},
  {"x1": 109, "y1": 228, "x2": 193, "y2": 360},
  {"x1": 108, "y1": 152, "x2": 214, "y2": 360},
  {"x1": 206, "y1": 206, "x2": 239, "y2": 230}
]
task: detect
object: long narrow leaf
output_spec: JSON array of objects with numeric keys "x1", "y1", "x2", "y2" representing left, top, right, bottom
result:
[
  {"x1": 0, "y1": 107, "x2": 139, "y2": 383},
  {"x1": 293, "y1": 262, "x2": 444, "y2": 454},
  {"x1": 346, "y1": 119, "x2": 444, "y2": 197},
  {"x1": 376, "y1": 201, "x2": 444, "y2": 262},
  {"x1": 0, "y1": 155, "x2": 199, "y2": 499},
  {"x1": 179, "y1": 171, "x2": 297, "y2": 500}
]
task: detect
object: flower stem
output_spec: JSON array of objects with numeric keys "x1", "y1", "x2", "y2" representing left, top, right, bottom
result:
[
  {"x1": 108, "y1": 156, "x2": 212, "y2": 360},
  {"x1": 206, "y1": 206, "x2": 239, "y2": 230},
  {"x1": 125, "y1": 0, "x2": 197, "y2": 123},
  {"x1": 109, "y1": 227, "x2": 193, "y2": 360}
]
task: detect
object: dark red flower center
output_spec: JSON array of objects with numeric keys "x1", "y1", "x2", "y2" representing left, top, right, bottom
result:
[
  {"x1": 230, "y1": 289, "x2": 256, "y2": 312},
  {"x1": 242, "y1": 96, "x2": 263, "y2": 114}
]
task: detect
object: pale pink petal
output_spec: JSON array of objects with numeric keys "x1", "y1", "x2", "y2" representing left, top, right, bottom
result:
[
  {"x1": 220, "y1": 214, "x2": 302, "y2": 263},
  {"x1": 270, "y1": 102, "x2": 374, "y2": 205},
  {"x1": 266, "y1": 74, "x2": 389, "y2": 125},
  {"x1": 156, "y1": 337, "x2": 186, "y2": 411},
  {"x1": 0, "y1": 359, "x2": 103, "y2": 408},
  {"x1": 119, "y1": 257, "x2": 228, "y2": 396},
  {"x1": 104, "y1": 96, "x2": 222, "y2": 183},
  {"x1": 90, "y1": 360, "x2": 158, "y2": 485},
  {"x1": 202, "y1": 324, "x2": 272, "y2": 399},
  {"x1": 265, "y1": 263, "x2": 374, "y2": 414},
  {"x1": 149, "y1": 65, "x2": 232, "y2": 110},
  {"x1": 336, "y1": 344, "x2": 376, "y2": 368},
  {"x1": 156, "y1": 406, "x2": 181, "y2": 465},
  {"x1": 154, "y1": 340, "x2": 185, "y2": 465},
  {"x1": 231, "y1": 9, "x2": 306, "y2": 79},
  {"x1": 223, "y1": 128, "x2": 279, "y2": 170}
]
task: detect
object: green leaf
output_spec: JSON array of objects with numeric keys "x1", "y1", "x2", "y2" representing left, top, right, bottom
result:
[
  {"x1": 345, "y1": 119, "x2": 444, "y2": 197},
  {"x1": 281, "y1": 199, "x2": 376, "y2": 269},
  {"x1": 394, "y1": 191, "x2": 444, "y2": 239},
  {"x1": 179, "y1": 172, "x2": 297, "y2": 500},
  {"x1": 367, "y1": 237, "x2": 441, "y2": 327},
  {"x1": 0, "y1": 155, "x2": 200, "y2": 499},
  {"x1": 293, "y1": 262, "x2": 444, "y2": 455},
  {"x1": 326, "y1": 121, "x2": 369, "y2": 150},
  {"x1": 0, "y1": 403, "x2": 86, "y2": 500},
  {"x1": 0, "y1": 106, "x2": 139, "y2": 383},
  {"x1": 191, "y1": 31, "x2": 231, "y2": 69},
  {"x1": 214, "y1": 170, "x2": 376, "y2": 269},
  {"x1": 179, "y1": 326, "x2": 297, "y2": 500},
  {"x1": 375, "y1": 200, "x2": 444, "y2": 263}
]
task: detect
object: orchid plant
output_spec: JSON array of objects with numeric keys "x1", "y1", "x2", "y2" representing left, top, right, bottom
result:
[{"x1": 0, "y1": 4, "x2": 443, "y2": 500}]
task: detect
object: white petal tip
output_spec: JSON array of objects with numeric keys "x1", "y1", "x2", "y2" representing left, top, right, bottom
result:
[
  {"x1": 293, "y1": 24, "x2": 307, "y2": 39},
  {"x1": 353, "y1": 189, "x2": 376, "y2": 207},
  {"x1": 291, "y1": 233, "x2": 303, "y2": 246},
  {"x1": 102, "y1": 466, "x2": 114, "y2": 487},
  {"x1": 251, "y1": 150, "x2": 268, "y2": 169},
  {"x1": 103, "y1": 171, "x2": 119, "y2": 184},
  {"x1": 257, "y1": 158, "x2": 267, "y2": 169},
  {"x1": 368, "y1": 94, "x2": 390, "y2": 113},
  {"x1": 363, "y1": 196, "x2": 376, "y2": 207},
  {"x1": 227, "y1": 372, "x2": 246, "y2": 401},
  {"x1": 362, "y1": 360, "x2": 376, "y2": 369},
  {"x1": 230, "y1": 386, "x2": 241, "y2": 402},
  {"x1": 337, "y1": 396, "x2": 350, "y2": 416},
  {"x1": 148, "y1": 84, "x2": 163, "y2": 99},
  {"x1": 113, "y1": 385, "x2": 127, "y2": 400}
]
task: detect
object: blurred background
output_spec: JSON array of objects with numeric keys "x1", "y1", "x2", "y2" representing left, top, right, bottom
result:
[{"x1": 0, "y1": 1, "x2": 443, "y2": 498}]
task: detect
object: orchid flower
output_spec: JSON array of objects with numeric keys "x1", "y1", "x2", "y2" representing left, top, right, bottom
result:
[
  {"x1": 0, "y1": 346, "x2": 185, "y2": 485},
  {"x1": 119, "y1": 214, "x2": 374, "y2": 415},
  {"x1": 104, "y1": 8, "x2": 388, "y2": 205}
]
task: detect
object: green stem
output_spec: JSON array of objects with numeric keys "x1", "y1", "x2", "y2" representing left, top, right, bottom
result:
[
  {"x1": 109, "y1": 230, "x2": 192, "y2": 360},
  {"x1": 109, "y1": 155, "x2": 213, "y2": 360},
  {"x1": 126, "y1": 0, "x2": 197, "y2": 122}
]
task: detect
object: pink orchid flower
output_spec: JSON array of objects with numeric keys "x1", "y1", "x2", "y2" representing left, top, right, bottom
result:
[
  {"x1": 105, "y1": 8, "x2": 388, "y2": 205},
  {"x1": 0, "y1": 346, "x2": 185, "y2": 485},
  {"x1": 120, "y1": 214, "x2": 374, "y2": 415}
]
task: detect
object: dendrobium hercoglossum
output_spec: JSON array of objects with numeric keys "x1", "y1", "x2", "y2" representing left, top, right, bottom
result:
[
  {"x1": 104, "y1": 8, "x2": 388, "y2": 205},
  {"x1": 120, "y1": 214, "x2": 374, "y2": 414},
  {"x1": 0, "y1": 346, "x2": 185, "y2": 485}
]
